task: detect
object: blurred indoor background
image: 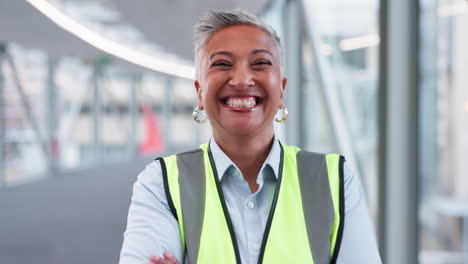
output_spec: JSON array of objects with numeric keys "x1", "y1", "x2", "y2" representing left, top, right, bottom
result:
[{"x1": 0, "y1": 0, "x2": 467, "y2": 263}]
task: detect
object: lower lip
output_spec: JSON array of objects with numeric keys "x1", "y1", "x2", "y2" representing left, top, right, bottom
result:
[{"x1": 222, "y1": 102, "x2": 261, "y2": 112}]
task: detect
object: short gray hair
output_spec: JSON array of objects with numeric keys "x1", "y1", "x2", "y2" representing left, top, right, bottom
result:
[{"x1": 193, "y1": 9, "x2": 283, "y2": 79}]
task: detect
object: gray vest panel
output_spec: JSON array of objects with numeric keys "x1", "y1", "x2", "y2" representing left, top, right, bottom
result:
[
  {"x1": 297, "y1": 151, "x2": 335, "y2": 264},
  {"x1": 176, "y1": 149, "x2": 206, "y2": 264}
]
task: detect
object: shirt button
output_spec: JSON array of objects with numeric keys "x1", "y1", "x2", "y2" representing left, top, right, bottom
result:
[
  {"x1": 253, "y1": 243, "x2": 261, "y2": 251},
  {"x1": 247, "y1": 201, "x2": 255, "y2": 209}
]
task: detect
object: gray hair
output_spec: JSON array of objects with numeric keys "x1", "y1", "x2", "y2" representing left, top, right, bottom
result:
[{"x1": 193, "y1": 9, "x2": 283, "y2": 79}]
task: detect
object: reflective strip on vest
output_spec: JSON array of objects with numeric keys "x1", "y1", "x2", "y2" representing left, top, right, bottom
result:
[{"x1": 159, "y1": 141, "x2": 345, "y2": 264}]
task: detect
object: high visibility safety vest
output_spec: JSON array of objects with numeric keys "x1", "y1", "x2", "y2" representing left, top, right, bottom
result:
[{"x1": 158, "y1": 141, "x2": 345, "y2": 264}]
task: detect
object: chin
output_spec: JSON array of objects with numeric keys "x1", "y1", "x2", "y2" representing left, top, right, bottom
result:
[{"x1": 223, "y1": 120, "x2": 269, "y2": 137}]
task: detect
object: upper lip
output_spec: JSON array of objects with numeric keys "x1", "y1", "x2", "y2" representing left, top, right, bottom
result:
[{"x1": 219, "y1": 94, "x2": 263, "y2": 100}]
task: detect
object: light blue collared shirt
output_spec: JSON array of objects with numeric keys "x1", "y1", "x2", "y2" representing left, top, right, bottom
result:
[{"x1": 119, "y1": 139, "x2": 381, "y2": 263}]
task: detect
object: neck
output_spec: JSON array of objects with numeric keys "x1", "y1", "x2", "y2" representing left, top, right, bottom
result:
[{"x1": 212, "y1": 130, "x2": 274, "y2": 192}]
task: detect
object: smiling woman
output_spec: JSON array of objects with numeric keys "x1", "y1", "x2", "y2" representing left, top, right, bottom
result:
[
  {"x1": 119, "y1": 9, "x2": 381, "y2": 264},
  {"x1": 195, "y1": 25, "x2": 286, "y2": 144}
]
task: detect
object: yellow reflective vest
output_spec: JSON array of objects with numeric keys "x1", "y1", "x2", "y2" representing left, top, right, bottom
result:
[{"x1": 158, "y1": 141, "x2": 345, "y2": 264}]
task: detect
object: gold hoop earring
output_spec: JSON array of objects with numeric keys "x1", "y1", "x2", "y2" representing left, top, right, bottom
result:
[
  {"x1": 193, "y1": 106, "x2": 208, "y2": 124},
  {"x1": 274, "y1": 105, "x2": 288, "y2": 123}
]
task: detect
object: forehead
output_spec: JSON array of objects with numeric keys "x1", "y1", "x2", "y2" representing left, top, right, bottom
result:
[{"x1": 202, "y1": 25, "x2": 279, "y2": 58}]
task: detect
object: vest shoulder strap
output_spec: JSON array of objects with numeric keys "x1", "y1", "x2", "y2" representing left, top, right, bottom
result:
[
  {"x1": 157, "y1": 147, "x2": 205, "y2": 256},
  {"x1": 159, "y1": 147, "x2": 209, "y2": 262},
  {"x1": 175, "y1": 148, "x2": 206, "y2": 263},
  {"x1": 296, "y1": 150, "x2": 345, "y2": 263}
]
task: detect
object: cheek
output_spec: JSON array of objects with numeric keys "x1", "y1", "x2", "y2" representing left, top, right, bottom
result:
[
  {"x1": 203, "y1": 75, "x2": 225, "y2": 98},
  {"x1": 261, "y1": 71, "x2": 282, "y2": 89},
  {"x1": 266, "y1": 80, "x2": 284, "y2": 99},
  {"x1": 201, "y1": 84, "x2": 219, "y2": 108}
]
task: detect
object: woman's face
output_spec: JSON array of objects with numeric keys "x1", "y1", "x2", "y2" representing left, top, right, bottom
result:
[{"x1": 195, "y1": 25, "x2": 287, "y2": 139}]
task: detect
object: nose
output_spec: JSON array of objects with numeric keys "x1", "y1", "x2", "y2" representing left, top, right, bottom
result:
[{"x1": 228, "y1": 64, "x2": 254, "y2": 89}]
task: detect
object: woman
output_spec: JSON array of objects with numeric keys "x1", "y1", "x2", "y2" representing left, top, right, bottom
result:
[{"x1": 120, "y1": 9, "x2": 381, "y2": 264}]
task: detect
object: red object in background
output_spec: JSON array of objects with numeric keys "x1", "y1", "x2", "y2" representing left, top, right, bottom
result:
[
  {"x1": 140, "y1": 104, "x2": 165, "y2": 154},
  {"x1": 51, "y1": 139, "x2": 59, "y2": 158}
]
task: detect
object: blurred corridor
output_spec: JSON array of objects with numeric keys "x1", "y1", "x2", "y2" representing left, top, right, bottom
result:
[{"x1": 1, "y1": 0, "x2": 468, "y2": 263}]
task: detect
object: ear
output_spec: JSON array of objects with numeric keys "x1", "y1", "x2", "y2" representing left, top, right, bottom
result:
[
  {"x1": 280, "y1": 77, "x2": 287, "y2": 102},
  {"x1": 194, "y1": 80, "x2": 203, "y2": 108}
]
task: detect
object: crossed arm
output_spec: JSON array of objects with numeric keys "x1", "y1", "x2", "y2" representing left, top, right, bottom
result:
[
  {"x1": 119, "y1": 161, "x2": 184, "y2": 264},
  {"x1": 148, "y1": 252, "x2": 179, "y2": 264}
]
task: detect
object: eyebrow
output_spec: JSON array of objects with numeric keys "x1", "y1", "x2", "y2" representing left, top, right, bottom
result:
[
  {"x1": 209, "y1": 51, "x2": 233, "y2": 60},
  {"x1": 252, "y1": 49, "x2": 273, "y2": 57},
  {"x1": 209, "y1": 49, "x2": 274, "y2": 61}
]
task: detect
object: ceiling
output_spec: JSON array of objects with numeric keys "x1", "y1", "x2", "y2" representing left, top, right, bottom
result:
[
  {"x1": 0, "y1": 0, "x2": 270, "y2": 63},
  {"x1": 0, "y1": 0, "x2": 101, "y2": 59}
]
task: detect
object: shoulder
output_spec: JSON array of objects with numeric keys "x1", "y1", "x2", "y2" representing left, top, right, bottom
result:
[
  {"x1": 295, "y1": 149, "x2": 359, "y2": 215},
  {"x1": 157, "y1": 147, "x2": 204, "y2": 164},
  {"x1": 342, "y1": 162, "x2": 363, "y2": 215},
  {"x1": 132, "y1": 160, "x2": 168, "y2": 207},
  {"x1": 288, "y1": 144, "x2": 342, "y2": 161},
  {"x1": 294, "y1": 149, "x2": 344, "y2": 171},
  {"x1": 296, "y1": 148, "x2": 343, "y2": 159},
  {"x1": 137, "y1": 159, "x2": 164, "y2": 184}
]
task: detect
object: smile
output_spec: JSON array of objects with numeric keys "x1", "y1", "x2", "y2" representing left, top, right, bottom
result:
[{"x1": 221, "y1": 96, "x2": 263, "y2": 110}]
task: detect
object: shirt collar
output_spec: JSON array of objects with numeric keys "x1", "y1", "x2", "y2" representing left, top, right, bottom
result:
[{"x1": 209, "y1": 136, "x2": 281, "y2": 181}]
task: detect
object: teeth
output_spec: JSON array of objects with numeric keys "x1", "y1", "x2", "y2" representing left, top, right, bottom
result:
[{"x1": 226, "y1": 97, "x2": 257, "y2": 108}]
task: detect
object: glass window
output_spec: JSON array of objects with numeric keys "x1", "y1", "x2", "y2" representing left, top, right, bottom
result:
[
  {"x1": 304, "y1": 0, "x2": 380, "y2": 217},
  {"x1": 419, "y1": 0, "x2": 468, "y2": 263}
]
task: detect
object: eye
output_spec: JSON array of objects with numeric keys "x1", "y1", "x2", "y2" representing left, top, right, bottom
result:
[
  {"x1": 211, "y1": 61, "x2": 232, "y2": 67},
  {"x1": 252, "y1": 60, "x2": 272, "y2": 66}
]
